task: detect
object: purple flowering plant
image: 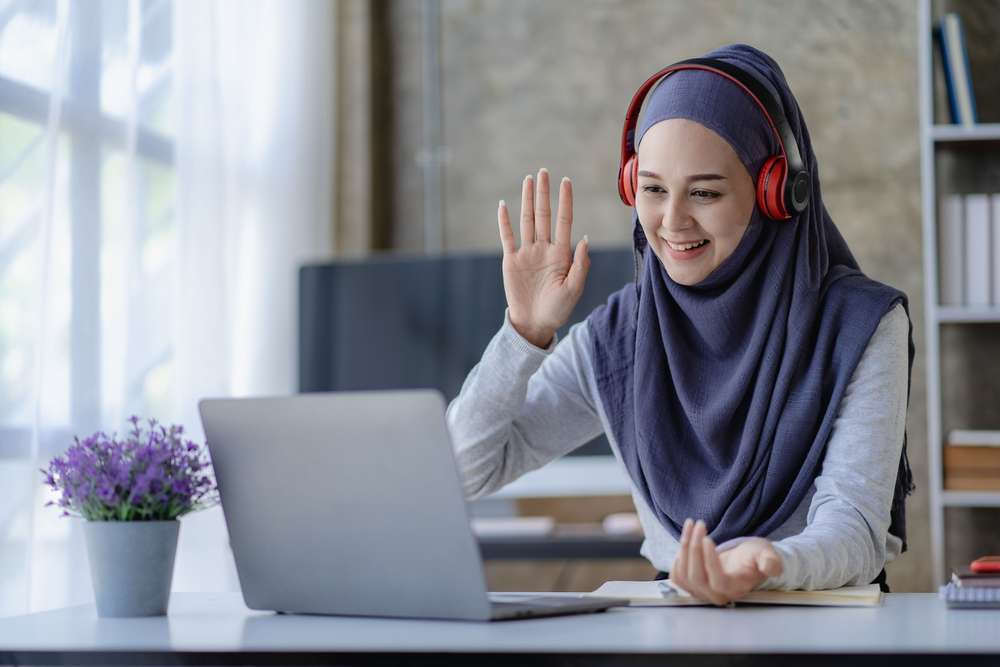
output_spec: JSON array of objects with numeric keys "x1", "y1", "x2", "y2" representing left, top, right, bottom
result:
[{"x1": 41, "y1": 416, "x2": 219, "y2": 521}]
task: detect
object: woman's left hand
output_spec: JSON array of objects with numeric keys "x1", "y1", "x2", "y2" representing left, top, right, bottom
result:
[{"x1": 669, "y1": 518, "x2": 784, "y2": 607}]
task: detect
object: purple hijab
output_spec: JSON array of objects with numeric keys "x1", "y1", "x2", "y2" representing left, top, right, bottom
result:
[{"x1": 587, "y1": 44, "x2": 915, "y2": 550}]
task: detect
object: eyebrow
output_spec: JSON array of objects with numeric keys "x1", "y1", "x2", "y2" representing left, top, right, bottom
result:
[{"x1": 637, "y1": 170, "x2": 727, "y2": 182}]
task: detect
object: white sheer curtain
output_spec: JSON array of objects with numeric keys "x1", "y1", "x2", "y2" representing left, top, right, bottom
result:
[
  {"x1": 0, "y1": 0, "x2": 335, "y2": 615},
  {"x1": 170, "y1": 0, "x2": 335, "y2": 596}
]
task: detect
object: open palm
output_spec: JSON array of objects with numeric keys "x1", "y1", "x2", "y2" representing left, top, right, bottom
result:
[{"x1": 497, "y1": 168, "x2": 590, "y2": 348}]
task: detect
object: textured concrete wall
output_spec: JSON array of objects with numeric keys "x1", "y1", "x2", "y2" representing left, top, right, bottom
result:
[{"x1": 379, "y1": 0, "x2": 1000, "y2": 592}]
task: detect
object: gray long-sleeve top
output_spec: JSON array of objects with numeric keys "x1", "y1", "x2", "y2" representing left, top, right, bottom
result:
[{"x1": 446, "y1": 301, "x2": 909, "y2": 591}]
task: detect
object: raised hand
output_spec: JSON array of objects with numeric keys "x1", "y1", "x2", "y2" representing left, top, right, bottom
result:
[{"x1": 497, "y1": 168, "x2": 590, "y2": 348}]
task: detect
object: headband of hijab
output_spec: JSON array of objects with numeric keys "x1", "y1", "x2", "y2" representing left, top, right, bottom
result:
[{"x1": 587, "y1": 43, "x2": 916, "y2": 550}]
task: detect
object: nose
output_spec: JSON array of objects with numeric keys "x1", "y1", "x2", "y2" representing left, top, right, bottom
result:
[{"x1": 660, "y1": 192, "x2": 694, "y2": 234}]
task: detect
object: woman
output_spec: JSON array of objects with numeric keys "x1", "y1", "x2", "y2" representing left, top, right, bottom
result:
[{"x1": 446, "y1": 43, "x2": 914, "y2": 606}]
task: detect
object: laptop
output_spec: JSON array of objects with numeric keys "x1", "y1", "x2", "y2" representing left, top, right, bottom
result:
[{"x1": 198, "y1": 389, "x2": 624, "y2": 621}]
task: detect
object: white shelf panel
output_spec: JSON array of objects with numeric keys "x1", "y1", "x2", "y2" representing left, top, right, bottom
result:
[
  {"x1": 932, "y1": 123, "x2": 1000, "y2": 142},
  {"x1": 937, "y1": 307, "x2": 1000, "y2": 323},
  {"x1": 937, "y1": 306, "x2": 1000, "y2": 324},
  {"x1": 941, "y1": 491, "x2": 1000, "y2": 508},
  {"x1": 489, "y1": 456, "x2": 632, "y2": 499}
]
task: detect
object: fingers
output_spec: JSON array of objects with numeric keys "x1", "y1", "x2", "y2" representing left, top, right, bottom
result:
[
  {"x1": 520, "y1": 174, "x2": 535, "y2": 244},
  {"x1": 702, "y1": 535, "x2": 733, "y2": 600},
  {"x1": 687, "y1": 520, "x2": 712, "y2": 599},
  {"x1": 672, "y1": 518, "x2": 731, "y2": 607},
  {"x1": 554, "y1": 176, "x2": 573, "y2": 249},
  {"x1": 497, "y1": 200, "x2": 516, "y2": 255},
  {"x1": 566, "y1": 235, "x2": 590, "y2": 292},
  {"x1": 535, "y1": 168, "x2": 551, "y2": 243},
  {"x1": 671, "y1": 518, "x2": 691, "y2": 585}
]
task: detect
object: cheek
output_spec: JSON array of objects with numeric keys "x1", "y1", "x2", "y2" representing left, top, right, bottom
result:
[
  {"x1": 704, "y1": 203, "x2": 751, "y2": 240},
  {"x1": 634, "y1": 203, "x2": 658, "y2": 237},
  {"x1": 634, "y1": 199, "x2": 655, "y2": 225}
]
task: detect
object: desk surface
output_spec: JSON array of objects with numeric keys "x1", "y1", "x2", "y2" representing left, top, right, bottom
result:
[{"x1": 1, "y1": 592, "x2": 999, "y2": 666}]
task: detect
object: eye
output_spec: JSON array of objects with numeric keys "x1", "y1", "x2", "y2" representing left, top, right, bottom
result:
[
  {"x1": 692, "y1": 190, "x2": 718, "y2": 200},
  {"x1": 641, "y1": 185, "x2": 665, "y2": 194}
]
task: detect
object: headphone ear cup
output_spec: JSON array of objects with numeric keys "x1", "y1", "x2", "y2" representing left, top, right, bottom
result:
[
  {"x1": 622, "y1": 155, "x2": 638, "y2": 207},
  {"x1": 756, "y1": 155, "x2": 788, "y2": 221}
]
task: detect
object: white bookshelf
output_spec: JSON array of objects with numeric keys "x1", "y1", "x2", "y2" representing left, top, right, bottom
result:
[
  {"x1": 931, "y1": 123, "x2": 1000, "y2": 142},
  {"x1": 919, "y1": 0, "x2": 1000, "y2": 584}
]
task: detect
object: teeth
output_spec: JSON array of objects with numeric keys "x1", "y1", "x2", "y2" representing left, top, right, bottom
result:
[{"x1": 667, "y1": 239, "x2": 708, "y2": 251}]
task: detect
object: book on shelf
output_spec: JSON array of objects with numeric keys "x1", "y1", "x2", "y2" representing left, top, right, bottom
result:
[
  {"x1": 945, "y1": 451, "x2": 1000, "y2": 486},
  {"x1": 965, "y1": 194, "x2": 992, "y2": 306},
  {"x1": 936, "y1": 12, "x2": 978, "y2": 127},
  {"x1": 587, "y1": 580, "x2": 882, "y2": 607},
  {"x1": 945, "y1": 445, "x2": 1000, "y2": 469},
  {"x1": 943, "y1": 474, "x2": 1000, "y2": 492},
  {"x1": 948, "y1": 430, "x2": 1000, "y2": 447},
  {"x1": 938, "y1": 194, "x2": 998, "y2": 308},
  {"x1": 938, "y1": 193, "x2": 964, "y2": 306},
  {"x1": 993, "y1": 195, "x2": 1000, "y2": 307}
]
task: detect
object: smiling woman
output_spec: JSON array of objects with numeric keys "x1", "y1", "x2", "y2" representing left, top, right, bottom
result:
[{"x1": 446, "y1": 43, "x2": 915, "y2": 607}]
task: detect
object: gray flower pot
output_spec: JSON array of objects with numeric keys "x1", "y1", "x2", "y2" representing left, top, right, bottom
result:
[{"x1": 83, "y1": 520, "x2": 179, "y2": 617}]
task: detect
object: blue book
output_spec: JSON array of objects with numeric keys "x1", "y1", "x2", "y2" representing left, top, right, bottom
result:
[{"x1": 936, "y1": 12, "x2": 978, "y2": 126}]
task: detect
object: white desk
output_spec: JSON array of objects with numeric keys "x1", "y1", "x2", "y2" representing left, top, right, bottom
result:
[{"x1": 1, "y1": 592, "x2": 999, "y2": 665}]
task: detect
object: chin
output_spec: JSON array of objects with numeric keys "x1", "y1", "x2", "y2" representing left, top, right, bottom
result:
[
  {"x1": 654, "y1": 251, "x2": 709, "y2": 286},
  {"x1": 666, "y1": 270, "x2": 705, "y2": 286}
]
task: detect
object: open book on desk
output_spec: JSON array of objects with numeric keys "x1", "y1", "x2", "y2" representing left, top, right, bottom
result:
[{"x1": 587, "y1": 580, "x2": 883, "y2": 607}]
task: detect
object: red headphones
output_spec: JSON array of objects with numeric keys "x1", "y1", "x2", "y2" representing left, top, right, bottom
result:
[{"x1": 617, "y1": 57, "x2": 810, "y2": 221}]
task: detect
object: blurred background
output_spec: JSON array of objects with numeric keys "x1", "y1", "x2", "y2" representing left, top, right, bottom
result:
[{"x1": 2, "y1": 0, "x2": 999, "y2": 614}]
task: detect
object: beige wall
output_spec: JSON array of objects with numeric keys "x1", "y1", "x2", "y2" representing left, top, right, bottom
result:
[{"x1": 340, "y1": 0, "x2": 1000, "y2": 592}]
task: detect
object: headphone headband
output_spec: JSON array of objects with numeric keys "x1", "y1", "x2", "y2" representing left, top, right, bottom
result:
[{"x1": 617, "y1": 57, "x2": 809, "y2": 219}]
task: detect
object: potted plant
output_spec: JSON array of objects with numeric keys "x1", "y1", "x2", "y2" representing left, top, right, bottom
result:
[{"x1": 41, "y1": 416, "x2": 218, "y2": 617}]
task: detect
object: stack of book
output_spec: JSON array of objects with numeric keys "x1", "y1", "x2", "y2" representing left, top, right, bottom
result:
[
  {"x1": 944, "y1": 430, "x2": 1000, "y2": 491},
  {"x1": 940, "y1": 561, "x2": 1000, "y2": 609},
  {"x1": 938, "y1": 194, "x2": 1000, "y2": 308}
]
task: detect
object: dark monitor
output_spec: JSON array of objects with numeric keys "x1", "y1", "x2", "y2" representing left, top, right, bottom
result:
[{"x1": 298, "y1": 246, "x2": 635, "y2": 456}]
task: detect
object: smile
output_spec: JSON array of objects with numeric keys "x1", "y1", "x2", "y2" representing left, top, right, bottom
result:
[{"x1": 666, "y1": 239, "x2": 710, "y2": 252}]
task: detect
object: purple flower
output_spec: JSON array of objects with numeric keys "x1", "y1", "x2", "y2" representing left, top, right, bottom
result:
[{"x1": 41, "y1": 417, "x2": 220, "y2": 521}]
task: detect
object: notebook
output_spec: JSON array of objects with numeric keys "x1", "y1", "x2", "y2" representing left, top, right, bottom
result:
[
  {"x1": 940, "y1": 583, "x2": 1000, "y2": 609},
  {"x1": 587, "y1": 580, "x2": 883, "y2": 607},
  {"x1": 951, "y1": 566, "x2": 1000, "y2": 588}
]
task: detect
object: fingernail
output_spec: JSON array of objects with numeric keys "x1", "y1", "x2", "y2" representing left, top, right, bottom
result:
[
  {"x1": 499, "y1": 199, "x2": 505, "y2": 208},
  {"x1": 539, "y1": 167, "x2": 548, "y2": 174},
  {"x1": 562, "y1": 176, "x2": 570, "y2": 183},
  {"x1": 583, "y1": 234, "x2": 589, "y2": 245},
  {"x1": 525, "y1": 174, "x2": 532, "y2": 181}
]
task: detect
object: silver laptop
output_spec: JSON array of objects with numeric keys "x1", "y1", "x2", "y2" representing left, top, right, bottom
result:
[{"x1": 198, "y1": 389, "x2": 623, "y2": 621}]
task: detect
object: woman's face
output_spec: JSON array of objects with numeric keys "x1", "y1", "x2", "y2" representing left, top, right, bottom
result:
[{"x1": 635, "y1": 118, "x2": 757, "y2": 286}]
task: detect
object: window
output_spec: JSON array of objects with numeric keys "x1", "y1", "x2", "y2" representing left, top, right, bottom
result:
[{"x1": 0, "y1": 0, "x2": 175, "y2": 457}]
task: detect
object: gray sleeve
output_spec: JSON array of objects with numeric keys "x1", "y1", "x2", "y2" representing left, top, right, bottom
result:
[
  {"x1": 757, "y1": 302, "x2": 910, "y2": 590},
  {"x1": 445, "y1": 309, "x2": 604, "y2": 499}
]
